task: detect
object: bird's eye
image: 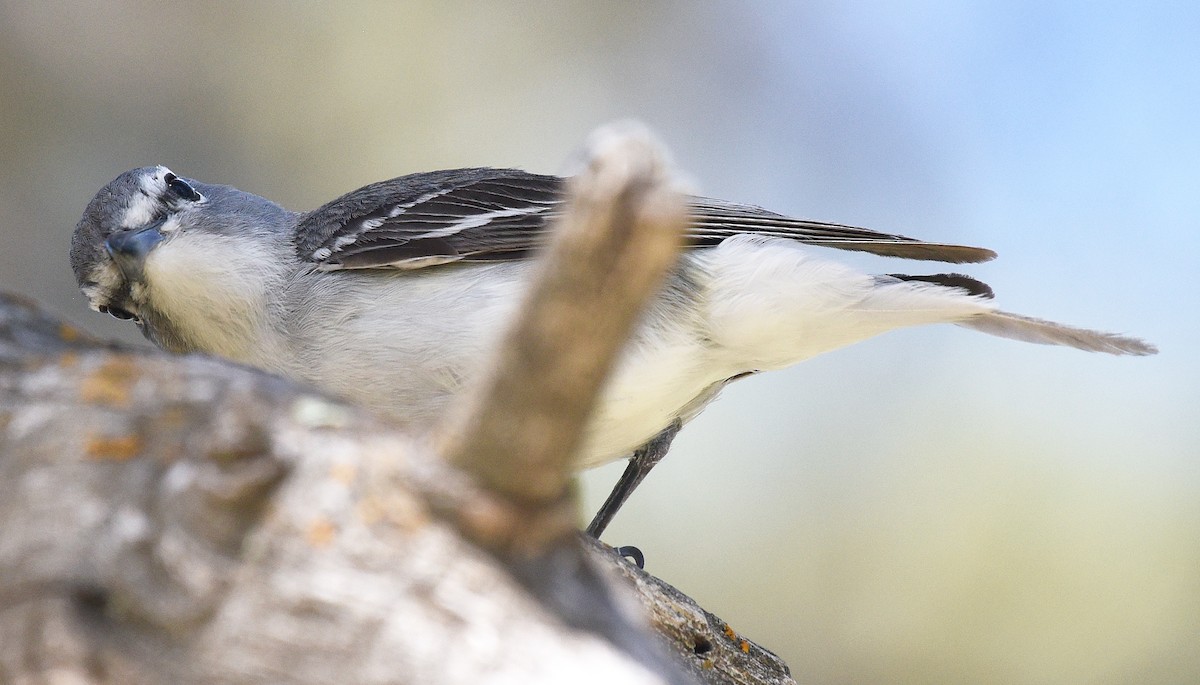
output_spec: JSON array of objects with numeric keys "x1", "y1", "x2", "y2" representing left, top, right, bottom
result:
[
  {"x1": 164, "y1": 172, "x2": 202, "y2": 202},
  {"x1": 99, "y1": 304, "x2": 137, "y2": 321}
]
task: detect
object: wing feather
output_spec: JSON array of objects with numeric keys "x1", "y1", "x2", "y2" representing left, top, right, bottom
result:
[{"x1": 297, "y1": 167, "x2": 996, "y2": 270}]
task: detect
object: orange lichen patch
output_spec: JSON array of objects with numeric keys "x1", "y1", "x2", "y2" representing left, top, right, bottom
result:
[
  {"x1": 701, "y1": 659, "x2": 714, "y2": 670},
  {"x1": 85, "y1": 433, "x2": 142, "y2": 461},
  {"x1": 80, "y1": 357, "x2": 141, "y2": 407},
  {"x1": 356, "y1": 498, "x2": 384, "y2": 525},
  {"x1": 358, "y1": 491, "x2": 428, "y2": 532},
  {"x1": 306, "y1": 518, "x2": 337, "y2": 547},
  {"x1": 740, "y1": 640, "x2": 750, "y2": 653},
  {"x1": 383, "y1": 494, "x2": 429, "y2": 531},
  {"x1": 58, "y1": 323, "x2": 83, "y2": 342},
  {"x1": 329, "y1": 462, "x2": 357, "y2": 485},
  {"x1": 155, "y1": 404, "x2": 191, "y2": 431},
  {"x1": 722, "y1": 623, "x2": 737, "y2": 640}
]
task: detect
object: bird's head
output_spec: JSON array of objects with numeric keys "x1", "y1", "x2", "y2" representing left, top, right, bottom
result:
[{"x1": 70, "y1": 166, "x2": 294, "y2": 354}]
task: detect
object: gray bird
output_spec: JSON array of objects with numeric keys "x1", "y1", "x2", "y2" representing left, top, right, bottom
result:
[{"x1": 70, "y1": 165, "x2": 1156, "y2": 537}]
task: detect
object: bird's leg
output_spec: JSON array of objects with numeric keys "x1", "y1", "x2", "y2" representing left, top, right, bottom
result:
[{"x1": 586, "y1": 419, "x2": 683, "y2": 547}]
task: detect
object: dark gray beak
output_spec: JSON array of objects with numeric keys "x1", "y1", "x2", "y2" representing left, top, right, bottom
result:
[{"x1": 105, "y1": 222, "x2": 165, "y2": 277}]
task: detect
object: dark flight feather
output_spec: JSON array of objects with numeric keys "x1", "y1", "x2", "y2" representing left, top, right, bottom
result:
[{"x1": 297, "y1": 168, "x2": 997, "y2": 270}]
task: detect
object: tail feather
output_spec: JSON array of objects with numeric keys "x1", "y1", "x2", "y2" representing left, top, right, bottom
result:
[
  {"x1": 889, "y1": 272, "x2": 995, "y2": 299},
  {"x1": 959, "y1": 311, "x2": 1157, "y2": 356}
]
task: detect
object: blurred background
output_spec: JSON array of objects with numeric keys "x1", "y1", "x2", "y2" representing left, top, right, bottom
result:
[{"x1": 2, "y1": 1, "x2": 1195, "y2": 682}]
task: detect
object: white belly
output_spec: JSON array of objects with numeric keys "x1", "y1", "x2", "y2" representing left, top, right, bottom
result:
[
  {"x1": 282, "y1": 262, "x2": 732, "y2": 467},
  {"x1": 576, "y1": 331, "x2": 729, "y2": 467},
  {"x1": 274, "y1": 238, "x2": 988, "y2": 469}
]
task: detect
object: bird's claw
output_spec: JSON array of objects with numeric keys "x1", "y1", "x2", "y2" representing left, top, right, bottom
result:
[{"x1": 615, "y1": 545, "x2": 645, "y2": 569}]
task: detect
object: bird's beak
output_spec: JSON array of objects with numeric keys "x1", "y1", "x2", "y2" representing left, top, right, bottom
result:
[{"x1": 105, "y1": 222, "x2": 165, "y2": 278}]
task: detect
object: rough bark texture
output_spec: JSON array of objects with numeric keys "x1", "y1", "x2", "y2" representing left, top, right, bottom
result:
[{"x1": 0, "y1": 127, "x2": 795, "y2": 684}]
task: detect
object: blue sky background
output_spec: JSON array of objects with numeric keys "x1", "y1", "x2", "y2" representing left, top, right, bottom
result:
[{"x1": 1, "y1": 2, "x2": 1195, "y2": 682}]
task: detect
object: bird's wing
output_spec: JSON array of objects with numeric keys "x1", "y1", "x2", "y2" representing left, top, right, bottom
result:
[
  {"x1": 684, "y1": 197, "x2": 996, "y2": 264},
  {"x1": 296, "y1": 168, "x2": 562, "y2": 269},
  {"x1": 297, "y1": 167, "x2": 996, "y2": 270}
]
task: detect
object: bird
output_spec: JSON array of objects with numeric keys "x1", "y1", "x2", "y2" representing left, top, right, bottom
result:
[{"x1": 70, "y1": 164, "x2": 1157, "y2": 537}]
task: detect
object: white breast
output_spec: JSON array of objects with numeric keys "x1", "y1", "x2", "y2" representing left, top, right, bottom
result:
[{"x1": 142, "y1": 227, "x2": 291, "y2": 364}]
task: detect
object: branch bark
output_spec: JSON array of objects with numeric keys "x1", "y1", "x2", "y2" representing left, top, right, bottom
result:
[
  {"x1": 439, "y1": 125, "x2": 685, "y2": 509},
  {"x1": 0, "y1": 126, "x2": 795, "y2": 685}
]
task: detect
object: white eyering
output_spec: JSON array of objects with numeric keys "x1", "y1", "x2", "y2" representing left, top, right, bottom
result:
[{"x1": 120, "y1": 167, "x2": 171, "y2": 229}]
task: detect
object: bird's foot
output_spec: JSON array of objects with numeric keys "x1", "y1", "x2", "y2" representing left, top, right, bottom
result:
[{"x1": 615, "y1": 545, "x2": 646, "y2": 569}]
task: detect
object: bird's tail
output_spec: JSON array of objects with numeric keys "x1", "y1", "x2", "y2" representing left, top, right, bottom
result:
[{"x1": 957, "y1": 310, "x2": 1157, "y2": 356}]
